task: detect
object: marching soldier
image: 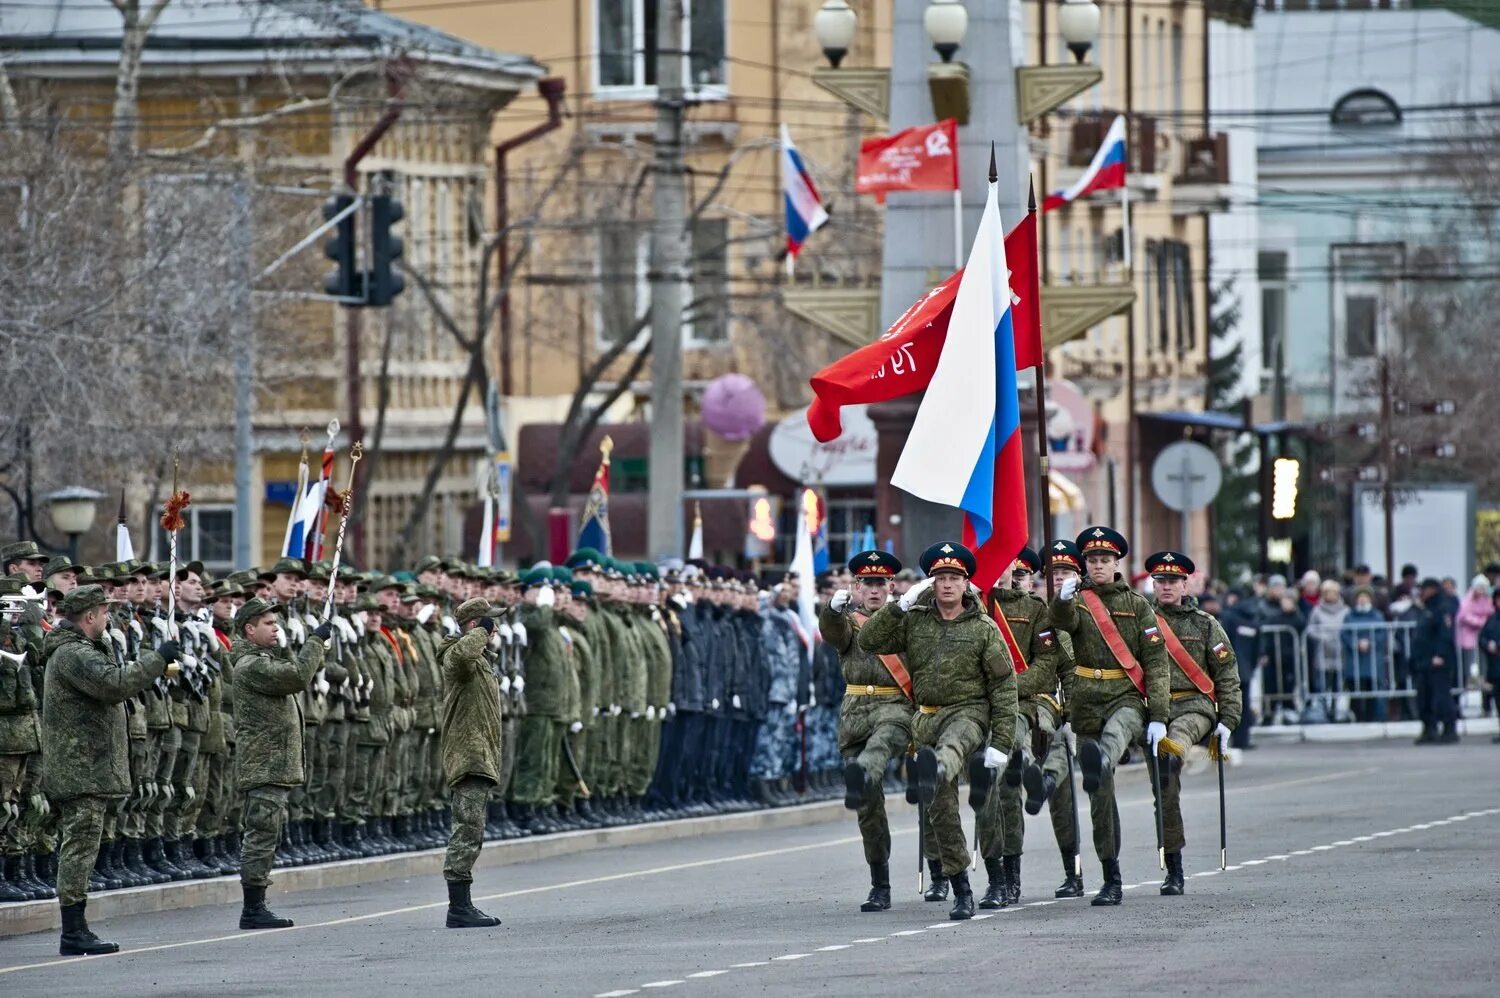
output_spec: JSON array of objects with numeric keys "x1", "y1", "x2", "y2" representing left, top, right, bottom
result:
[
  {"x1": 1143, "y1": 551, "x2": 1242, "y2": 895},
  {"x1": 41, "y1": 584, "x2": 176, "y2": 954},
  {"x1": 858, "y1": 542, "x2": 1018, "y2": 921},
  {"x1": 1040, "y1": 542, "x2": 1086, "y2": 899},
  {"x1": 976, "y1": 547, "x2": 1067, "y2": 909},
  {"x1": 822, "y1": 550, "x2": 912, "y2": 913},
  {"x1": 231, "y1": 596, "x2": 329, "y2": 929},
  {"x1": 438, "y1": 597, "x2": 503, "y2": 928},
  {"x1": 1049, "y1": 527, "x2": 1170, "y2": 906}
]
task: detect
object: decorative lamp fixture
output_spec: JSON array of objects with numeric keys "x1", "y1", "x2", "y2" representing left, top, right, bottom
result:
[
  {"x1": 813, "y1": 0, "x2": 859, "y2": 69},
  {"x1": 1057, "y1": 0, "x2": 1102, "y2": 64},
  {"x1": 924, "y1": 0, "x2": 969, "y2": 63}
]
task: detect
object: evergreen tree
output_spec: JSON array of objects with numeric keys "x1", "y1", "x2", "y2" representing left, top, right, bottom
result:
[{"x1": 1207, "y1": 279, "x2": 1260, "y2": 582}]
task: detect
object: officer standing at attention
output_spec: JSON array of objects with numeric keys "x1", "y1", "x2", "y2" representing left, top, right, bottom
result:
[
  {"x1": 822, "y1": 550, "x2": 912, "y2": 913},
  {"x1": 858, "y1": 542, "x2": 1017, "y2": 921},
  {"x1": 1048, "y1": 527, "x2": 1169, "y2": 907},
  {"x1": 1143, "y1": 551, "x2": 1241, "y2": 895}
]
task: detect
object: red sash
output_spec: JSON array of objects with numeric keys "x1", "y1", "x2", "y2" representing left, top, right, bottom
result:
[
  {"x1": 984, "y1": 601, "x2": 1029, "y2": 675},
  {"x1": 378, "y1": 627, "x2": 404, "y2": 665},
  {"x1": 851, "y1": 612, "x2": 914, "y2": 701},
  {"x1": 1154, "y1": 616, "x2": 1216, "y2": 700},
  {"x1": 1079, "y1": 589, "x2": 1147, "y2": 695}
]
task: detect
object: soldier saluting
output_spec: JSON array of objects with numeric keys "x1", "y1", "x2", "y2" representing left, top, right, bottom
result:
[
  {"x1": 822, "y1": 550, "x2": 913, "y2": 913},
  {"x1": 1143, "y1": 551, "x2": 1242, "y2": 895},
  {"x1": 1048, "y1": 526, "x2": 1169, "y2": 906},
  {"x1": 858, "y1": 542, "x2": 1017, "y2": 921}
]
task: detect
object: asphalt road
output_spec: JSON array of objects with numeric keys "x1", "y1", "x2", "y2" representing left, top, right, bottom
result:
[{"x1": 2, "y1": 739, "x2": 1497, "y2": 997}]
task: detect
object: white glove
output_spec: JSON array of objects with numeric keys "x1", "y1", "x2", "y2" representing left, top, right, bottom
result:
[
  {"x1": 666, "y1": 702, "x2": 677, "y2": 717},
  {"x1": 1146, "y1": 721, "x2": 1167, "y2": 753},
  {"x1": 512, "y1": 622, "x2": 528, "y2": 647},
  {"x1": 570, "y1": 721, "x2": 583, "y2": 733},
  {"x1": 286, "y1": 616, "x2": 306, "y2": 645},
  {"x1": 441, "y1": 614, "x2": 458, "y2": 636},
  {"x1": 335, "y1": 618, "x2": 357, "y2": 643},
  {"x1": 681, "y1": 591, "x2": 695, "y2": 604},
  {"x1": 314, "y1": 670, "x2": 330, "y2": 696},
  {"x1": 809, "y1": 693, "x2": 817, "y2": 709},
  {"x1": 151, "y1": 617, "x2": 172, "y2": 641},
  {"x1": 274, "y1": 625, "x2": 288, "y2": 649},
  {"x1": 610, "y1": 703, "x2": 622, "y2": 716},
  {"x1": 1058, "y1": 576, "x2": 1080, "y2": 602},
  {"x1": 497, "y1": 622, "x2": 514, "y2": 644},
  {"x1": 646, "y1": 706, "x2": 657, "y2": 721},
  {"x1": 830, "y1": 589, "x2": 851, "y2": 613},
  {"x1": 489, "y1": 630, "x2": 503, "y2": 650},
  {"x1": 129, "y1": 619, "x2": 145, "y2": 642},
  {"x1": 303, "y1": 613, "x2": 320, "y2": 630},
  {"x1": 983, "y1": 746, "x2": 1006, "y2": 770},
  {"x1": 536, "y1": 585, "x2": 555, "y2": 608},
  {"x1": 670, "y1": 594, "x2": 689, "y2": 610},
  {"x1": 500, "y1": 676, "x2": 512, "y2": 694},
  {"x1": 513, "y1": 676, "x2": 525, "y2": 695},
  {"x1": 416, "y1": 604, "x2": 436, "y2": 625},
  {"x1": 784, "y1": 701, "x2": 798, "y2": 717},
  {"x1": 106, "y1": 627, "x2": 126, "y2": 650},
  {"x1": 1214, "y1": 722, "x2": 1232, "y2": 755},
  {"x1": 630, "y1": 711, "x2": 641, "y2": 720},
  {"x1": 352, "y1": 613, "x2": 367, "y2": 638},
  {"x1": 898, "y1": 577, "x2": 934, "y2": 611},
  {"x1": 731, "y1": 694, "x2": 741, "y2": 709},
  {"x1": 591, "y1": 705, "x2": 600, "y2": 717}
]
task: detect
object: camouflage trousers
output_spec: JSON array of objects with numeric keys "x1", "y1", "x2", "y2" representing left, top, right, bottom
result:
[
  {"x1": 175, "y1": 745, "x2": 213, "y2": 839},
  {"x1": 146, "y1": 726, "x2": 179, "y2": 839},
  {"x1": 609, "y1": 713, "x2": 634, "y2": 796},
  {"x1": 55, "y1": 795, "x2": 109, "y2": 907},
  {"x1": 1148, "y1": 709, "x2": 1214, "y2": 854},
  {"x1": 554, "y1": 725, "x2": 588, "y2": 811},
  {"x1": 913, "y1": 702, "x2": 988, "y2": 878},
  {"x1": 293, "y1": 724, "x2": 321, "y2": 822},
  {"x1": 750, "y1": 706, "x2": 798, "y2": 781},
  {"x1": 842, "y1": 716, "x2": 911, "y2": 868},
  {"x1": 318, "y1": 721, "x2": 349, "y2": 820},
  {"x1": 240, "y1": 785, "x2": 291, "y2": 888},
  {"x1": 122, "y1": 736, "x2": 152, "y2": 840},
  {"x1": 977, "y1": 711, "x2": 1073, "y2": 859},
  {"x1": 382, "y1": 726, "x2": 411, "y2": 818},
  {"x1": 444, "y1": 775, "x2": 493, "y2": 883},
  {"x1": 164, "y1": 729, "x2": 202, "y2": 840},
  {"x1": 348, "y1": 737, "x2": 387, "y2": 825},
  {"x1": 627, "y1": 717, "x2": 659, "y2": 797},
  {"x1": 510, "y1": 716, "x2": 561, "y2": 807},
  {"x1": 1078, "y1": 705, "x2": 1145, "y2": 863},
  {"x1": 492, "y1": 713, "x2": 518, "y2": 806},
  {"x1": 810, "y1": 705, "x2": 840, "y2": 773},
  {"x1": 0, "y1": 753, "x2": 25, "y2": 857},
  {"x1": 585, "y1": 713, "x2": 610, "y2": 793},
  {"x1": 194, "y1": 751, "x2": 231, "y2": 839}
]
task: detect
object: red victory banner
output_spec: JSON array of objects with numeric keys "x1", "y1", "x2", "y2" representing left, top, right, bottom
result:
[{"x1": 855, "y1": 119, "x2": 959, "y2": 203}]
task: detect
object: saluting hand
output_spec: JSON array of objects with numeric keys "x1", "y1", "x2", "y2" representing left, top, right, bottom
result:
[
  {"x1": 830, "y1": 589, "x2": 852, "y2": 613},
  {"x1": 898, "y1": 577, "x2": 934, "y2": 612},
  {"x1": 1058, "y1": 576, "x2": 1080, "y2": 602}
]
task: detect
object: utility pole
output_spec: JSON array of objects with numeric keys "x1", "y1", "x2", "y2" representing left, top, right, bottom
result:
[
  {"x1": 232, "y1": 176, "x2": 255, "y2": 570},
  {"x1": 647, "y1": 0, "x2": 690, "y2": 561},
  {"x1": 1379, "y1": 354, "x2": 1395, "y2": 587}
]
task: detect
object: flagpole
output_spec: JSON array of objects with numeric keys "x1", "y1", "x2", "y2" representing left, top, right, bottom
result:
[
  {"x1": 1028, "y1": 178, "x2": 1056, "y2": 601},
  {"x1": 952, "y1": 187, "x2": 963, "y2": 270},
  {"x1": 1121, "y1": 183, "x2": 1132, "y2": 272}
]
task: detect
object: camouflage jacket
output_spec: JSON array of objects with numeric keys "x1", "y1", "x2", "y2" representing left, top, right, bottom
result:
[
  {"x1": 640, "y1": 606, "x2": 673, "y2": 711},
  {"x1": 1050, "y1": 577, "x2": 1171, "y2": 725},
  {"x1": 0, "y1": 620, "x2": 40, "y2": 755},
  {"x1": 439, "y1": 628, "x2": 502, "y2": 787},
  {"x1": 233, "y1": 636, "x2": 326, "y2": 790},
  {"x1": 1153, "y1": 598, "x2": 1244, "y2": 730},
  {"x1": 611, "y1": 605, "x2": 649, "y2": 714},
  {"x1": 857, "y1": 591, "x2": 1018, "y2": 753},
  {"x1": 40, "y1": 623, "x2": 167, "y2": 801},
  {"x1": 819, "y1": 605, "x2": 908, "y2": 700},
  {"x1": 520, "y1": 603, "x2": 568, "y2": 718},
  {"x1": 992, "y1": 588, "x2": 1071, "y2": 719}
]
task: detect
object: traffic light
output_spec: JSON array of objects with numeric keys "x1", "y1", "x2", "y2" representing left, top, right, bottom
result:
[
  {"x1": 322, "y1": 194, "x2": 359, "y2": 300},
  {"x1": 368, "y1": 193, "x2": 405, "y2": 307}
]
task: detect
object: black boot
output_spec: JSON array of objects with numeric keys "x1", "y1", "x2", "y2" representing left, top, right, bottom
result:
[
  {"x1": 860, "y1": 862, "x2": 891, "y2": 912},
  {"x1": 0, "y1": 856, "x2": 30, "y2": 903},
  {"x1": 966, "y1": 751, "x2": 992, "y2": 809},
  {"x1": 978, "y1": 857, "x2": 1006, "y2": 909},
  {"x1": 446, "y1": 879, "x2": 501, "y2": 928},
  {"x1": 1160, "y1": 851, "x2": 1185, "y2": 896},
  {"x1": 947, "y1": 869, "x2": 975, "y2": 920},
  {"x1": 1055, "y1": 849, "x2": 1084, "y2": 898},
  {"x1": 142, "y1": 838, "x2": 173, "y2": 883},
  {"x1": 1023, "y1": 764, "x2": 1055, "y2": 816},
  {"x1": 239, "y1": 884, "x2": 293, "y2": 930},
  {"x1": 184, "y1": 838, "x2": 215, "y2": 879},
  {"x1": 20, "y1": 853, "x2": 53, "y2": 898},
  {"x1": 1414, "y1": 724, "x2": 1437, "y2": 745},
  {"x1": 922, "y1": 859, "x2": 949, "y2": 902},
  {"x1": 1079, "y1": 738, "x2": 1104, "y2": 795},
  {"x1": 1003, "y1": 855, "x2": 1021, "y2": 906},
  {"x1": 904, "y1": 757, "x2": 920, "y2": 805},
  {"x1": 913, "y1": 747, "x2": 939, "y2": 808},
  {"x1": 1003, "y1": 747, "x2": 1026, "y2": 788},
  {"x1": 1091, "y1": 858, "x2": 1122, "y2": 906},
  {"x1": 842, "y1": 761, "x2": 867, "y2": 811},
  {"x1": 110, "y1": 840, "x2": 144, "y2": 888},
  {"x1": 59, "y1": 899, "x2": 119, "y2": 956},
  {"x1": 91, "y1": 848, "x2": 120, "y2": 891},
  {"x1": 97, "y1": 839, "x2": 126, "y2": 888},
  {"x1": 1437, "y1": 722, "x2": 1460, "y2": 745},
  {"x1": 157, "y1": 838, "x2": 190, "y2": 881},
  {"x1": 123, "y1": 839, "x2": 154, "y2": 884}
]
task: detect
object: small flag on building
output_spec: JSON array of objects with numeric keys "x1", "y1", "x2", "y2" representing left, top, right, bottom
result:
[{"x1": 781, "y1": 124, "x2": 829, "y2": 273}]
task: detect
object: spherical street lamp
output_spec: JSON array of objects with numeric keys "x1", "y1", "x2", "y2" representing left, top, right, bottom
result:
[
  {"x1": 1057, "y1": 0, "x2": 1103, "y2": 64},
  {"x1": 924, "y1": 0, "x2": 969, "y2": 64},
  {"x1": 814, "y1": 0, "x2": 858, "y2": 69},
  {"x1": 46, "y1": 485, "x2": 104, "y2": 563}
]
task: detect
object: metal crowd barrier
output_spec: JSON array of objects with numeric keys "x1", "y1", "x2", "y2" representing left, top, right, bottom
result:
[{"x1": 1251, "y1": 620, "x2": 1436, "y2": 726}]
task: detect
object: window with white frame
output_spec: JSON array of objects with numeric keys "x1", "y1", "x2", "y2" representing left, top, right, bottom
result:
[
  {"x1": 1331, "y1": 244, "x2": 1403, "y2": 362},
  {"x1": 152, "y1": 504, "x2": 236, "y2": 574},
  {"x1": 594, "y1": 217, "x2": 730, "y2": 348},
  {"x1": 1259, "y1": 250, "x2": 1288, "y2": 373},
  {"x1": 596, "y1": 0, "x2": 727, "y2": 96}
]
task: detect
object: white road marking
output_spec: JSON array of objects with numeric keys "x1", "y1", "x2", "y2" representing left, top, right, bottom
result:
[
  {"x1": 729, "y1": 962, "x2": 766, "y2": 969},
  {"x1": 927, "y1": 922, "x2": 961, "y2": 929},
  {"x1": 595, "y1": 991, "x2": 639, "y2": 997},
  {"x1": 686, "y1": 971, "x2": 729, "y2": 979},
  {"x1": 889, "y1": 929, "x2": 925, "y2": 937},
  {"x1": 640, "y1": 982, "x2": 683, "y2": 989},
  {"x1": 850, "y1": 938, "x2": 883, "y2": 944}
]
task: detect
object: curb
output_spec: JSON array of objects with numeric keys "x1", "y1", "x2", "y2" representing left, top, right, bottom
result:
[
  {"x1": 1, "y1": 796, "x2": 859, "y2": 939},
  {"x1": 1251, "y1": 716, "x2": 1499, "y2": 743}
]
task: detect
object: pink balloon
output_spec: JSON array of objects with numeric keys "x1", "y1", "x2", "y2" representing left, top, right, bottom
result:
[{"x1": 701, "y1": 373, "x2": 766, "y2": 442}]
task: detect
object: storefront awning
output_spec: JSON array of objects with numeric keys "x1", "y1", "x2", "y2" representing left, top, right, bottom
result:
[{"x1": 1050, "y1": 471, "x2": 1085, "y2": 514}]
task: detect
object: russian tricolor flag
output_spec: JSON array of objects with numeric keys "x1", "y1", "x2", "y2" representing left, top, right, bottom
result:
[
  {"x1": 1043, "y1": 115, "x2": 1127, "y2": 212},
  {"x1": 891, "y1": 173, "x2": 1027, "y2": 594},
  {"x1": 781, "y1": 124, "x2": 828, "y2": 263}
]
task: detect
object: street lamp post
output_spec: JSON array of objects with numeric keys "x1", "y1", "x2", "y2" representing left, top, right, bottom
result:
[
  {"x1": 813, "y1": 0, "x2": 857, "y2": 69},
  {"x1": 45, "y1": 486, "x2": 104, "y2": 563}
]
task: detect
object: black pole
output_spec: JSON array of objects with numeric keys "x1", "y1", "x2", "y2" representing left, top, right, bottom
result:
[{"x1": 1029, "y1": 178, "x2": 1056, "y2": 600}]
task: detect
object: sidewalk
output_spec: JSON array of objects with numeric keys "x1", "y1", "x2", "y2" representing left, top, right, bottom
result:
[
  {"x1": 1, "y1": 796, "x2": 856, "y2": 939},
  {"x1": 1252, "y1": 715, "x2": 1500, "y2": 743}
]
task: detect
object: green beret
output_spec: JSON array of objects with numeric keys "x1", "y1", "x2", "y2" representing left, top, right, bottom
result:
[
  {"x1": 234, "y1": 596, "x2": 278, "y2": 630},
  {"x1": 59, "y1": 584, "x2": 113, "y2": 616},
  {"x1": 454, "y1": 597, "x2": 492, "y2": 624}
]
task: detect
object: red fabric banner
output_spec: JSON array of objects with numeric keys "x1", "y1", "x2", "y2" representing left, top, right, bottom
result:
[{"x1": 856, "y1": 120, "x2": 960, "y2": 203}]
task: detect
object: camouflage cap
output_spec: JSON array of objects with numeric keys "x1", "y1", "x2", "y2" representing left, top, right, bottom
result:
[
  {"x1": 267, "y1": 557, "x2": 307, "y2": 579},
  {"x1": 0, "y1": 576, "x2": 25, "y2": 597},
  {"x1": 307, "y1": 562, "x2": 331, "y2": 582},
  {"x1": 369, "y1": 575, "x2": 402, "y2": 594},
  {"x1": 0, "y1": 541, "x2": 44, "y2": 564},
  {"x1": 414, "y1": 555, "x2": 444, "y2": 575},
  {"x1": 44, "y1": 555, "x2": 80, "y2": 579},
  {"x1": 234, "y1": 596, "x2": 278, "y2": 631},
  {"x1": 226, "y1": 570, "x2": 258, "y2": 588},
  {"x1": 58, "y1": 584, "x2": 114, "y2": 616},
  {"x1": 415, "y1": 584, "x2": 442, "y2": 599},
  {"x1": 454, "y1": 597, "x2": 491, "y2": 624},
  {"x1": 353, "y1": 594, "x2": 381, "y2": 612}
]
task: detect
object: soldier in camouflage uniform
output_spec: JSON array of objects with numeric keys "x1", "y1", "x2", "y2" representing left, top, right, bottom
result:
[
  {"x1": 231, "y1": 596, "x2": 329, "y2": 929},
  {"x1": 859, "y1": 542, "x2": 1018, "y2": 921},
  {"x1": 349, "y1": 594, "x2": 396, "y2": 854},
  {"x1": 511, "y1": 567, "x2": 567, "y2": 832},
  {"x1": 0, "y1": 575, "x2": 44, "y2": 902},
  {"x1": 822, "y1": 550, "x2": 911, "y2": 913},
  {"x1": 1143, "y1": 551, "x2": 1242, "y2": 895},
  {"x1": 3, "y1": 542, "x2": 55, "y2": 899},
  {"x1": 438, "y1": 597, "x2": 503, "y2": 928},
  {"x1": 1049, "y1": 527, "x2": 1170, "y2": 907},
  {"x1": 976, "y1": 547, "x2": 1069, "y2": 909},
  {"x1": 556, "y1": 576, "x2": 597, "y2": 827},
  {"x1": 630, "y1": 564, "x2": 672, "y2": 816},
  {"x1": 41, "y1": 585, "x2": 175, "y2": 955}
]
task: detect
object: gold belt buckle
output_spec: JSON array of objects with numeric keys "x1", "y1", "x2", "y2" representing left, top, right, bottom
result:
[
  {"x1": 1093, "y1": 668, "x2": 1103, "y2": 680},
  {"x1": 865, "y1": 685, "x2": 875, "y2": 695}
]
